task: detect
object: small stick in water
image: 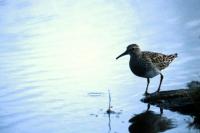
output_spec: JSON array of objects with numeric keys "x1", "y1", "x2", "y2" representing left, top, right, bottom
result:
[{"x1": 106, "y1": 89, "x2": 115, "y2": 114}]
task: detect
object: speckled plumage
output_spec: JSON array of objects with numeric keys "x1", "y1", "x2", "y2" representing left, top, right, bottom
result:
[
  {"x1": 116, "y1": 44, "x2": 177, "y2": 95},
  {"x1": 141, "y1": 51, "x2": 177, "y2": 71}
]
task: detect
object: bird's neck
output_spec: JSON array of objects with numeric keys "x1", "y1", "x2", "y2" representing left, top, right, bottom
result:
[{"x1": 130, "y1": 51, "x2": 141, "y2": 59}]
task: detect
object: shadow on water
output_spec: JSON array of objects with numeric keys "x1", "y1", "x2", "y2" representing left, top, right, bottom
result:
[
  {"x1": 106, "y1": 110, "x2": 123, "y2": 133},
  {"x1": 141, "y1": 81, "x2": 200, "y2": 132},
  {"x1": 107, "y1": 113, "x2": 111, "y2": 133},
  {"x1": 128, "y1": 104, "x2": 175, "y2": 133}
]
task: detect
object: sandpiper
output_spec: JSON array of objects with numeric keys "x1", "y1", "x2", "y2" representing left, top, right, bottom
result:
[{"x1": 116, "y1": 44, "x2": 177, "y2": 95}]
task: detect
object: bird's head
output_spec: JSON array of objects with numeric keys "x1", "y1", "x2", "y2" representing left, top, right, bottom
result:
[{"x1": 116, "y1": 44, "x2": 141, "y2": 59}]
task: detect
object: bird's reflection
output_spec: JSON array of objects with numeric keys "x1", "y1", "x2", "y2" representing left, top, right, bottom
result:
[
  {"x1": 129, "y1": 104, "x2": 175, "y2": 133},
  {"x1": 188, "y1": 114, "x2": 200, "y2": 130}
]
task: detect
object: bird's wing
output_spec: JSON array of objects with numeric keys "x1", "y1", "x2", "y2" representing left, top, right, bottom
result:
[{"x1": 142, "y1": 51, "x2": 177, "y2": 70}]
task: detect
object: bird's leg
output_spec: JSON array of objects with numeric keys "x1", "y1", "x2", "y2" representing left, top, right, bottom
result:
[
  {"x1": 157, "y1": 73, "x2": 163, "y2": 92},
  {"x1": 145, "y1": 78, "x2": 150, "y2": 95},
  {"x1": 146, "y1": 104, "x2": 150, "y2": 111},
  {"x1": 160, "y1": 107, "x2": 163, "y2": 115}
]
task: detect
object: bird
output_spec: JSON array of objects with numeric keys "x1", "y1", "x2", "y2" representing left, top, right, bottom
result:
[{"x1": 116, "y1": 44, "x2": 177, "y2": 95}]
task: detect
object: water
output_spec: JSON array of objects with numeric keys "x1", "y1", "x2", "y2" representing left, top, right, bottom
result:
[{"x1": 0, "y1": 0, "x2": 200, "y2": 133}]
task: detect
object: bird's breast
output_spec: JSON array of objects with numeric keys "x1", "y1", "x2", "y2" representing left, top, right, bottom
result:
[
  {"x1": 129, "y1": 58, "x2": 159, "y2": 78},
  {"x1": 129, "y1": 58, "x2": 146, "y2": 75}
]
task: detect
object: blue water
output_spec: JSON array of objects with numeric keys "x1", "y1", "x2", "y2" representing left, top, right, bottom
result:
[{"x1": 0, "y1": 0, "x2": 200, "y2": 133}]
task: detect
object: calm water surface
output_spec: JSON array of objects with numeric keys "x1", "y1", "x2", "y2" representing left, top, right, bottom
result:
[{"x1": 0, "y1": 0, "x2": 200, "y2": 133}]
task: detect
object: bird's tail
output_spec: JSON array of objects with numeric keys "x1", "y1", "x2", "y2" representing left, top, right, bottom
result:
[
  {"x1": 167, "y1": 53, "x2": 178, "y2": 63},
  {"x1": 174, "y1": 53, "x2": 178, "y2": 58}
]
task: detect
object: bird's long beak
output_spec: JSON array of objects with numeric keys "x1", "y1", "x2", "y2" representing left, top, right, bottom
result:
[{"x1": 116, "y1": 50, "x2": 128, "y2": 60}]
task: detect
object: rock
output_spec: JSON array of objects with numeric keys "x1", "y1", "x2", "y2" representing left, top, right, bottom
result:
[
  {"x1": 187, "y1": 81, "x2": 200, "y2": 89},
  {"x1": 141, "y1": 84, "x2": 200, "y2": 115}
]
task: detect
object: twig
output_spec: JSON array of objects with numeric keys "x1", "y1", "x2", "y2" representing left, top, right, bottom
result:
[{"x1": 107, "y1": 89, "x2": 115, "y2": 114}]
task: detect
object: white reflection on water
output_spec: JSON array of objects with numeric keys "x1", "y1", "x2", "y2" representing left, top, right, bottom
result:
[{"x1": 0, "y1": 0, "x2": 200, "y2": 133}]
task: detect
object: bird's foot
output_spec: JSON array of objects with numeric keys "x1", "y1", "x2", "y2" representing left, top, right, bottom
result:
[
  {"x1": 155, "y1": 90, "x2": 160, "y2": 95},
  {"x1": 143, "y1": 92, "x2": 150, "y2": 96}
]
